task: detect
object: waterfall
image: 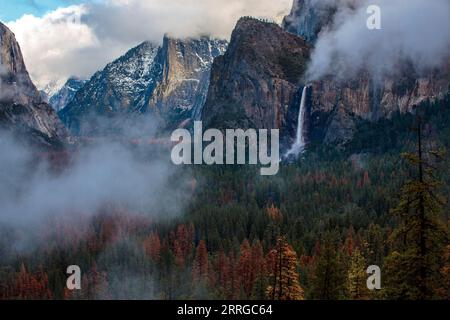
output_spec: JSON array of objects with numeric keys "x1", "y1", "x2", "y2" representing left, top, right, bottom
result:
[{"x1": 286, "y1": 85, "x2": 309, "y2": 158}]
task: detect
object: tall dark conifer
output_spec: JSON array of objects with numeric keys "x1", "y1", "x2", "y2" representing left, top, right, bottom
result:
[{"x1": 385, "y1": 118, "x2": 448, "y2": 299}]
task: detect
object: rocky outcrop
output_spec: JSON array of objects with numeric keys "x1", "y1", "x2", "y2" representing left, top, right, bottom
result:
[
  {"x1": 0, "y1": 22, "x2": 68, "y2": 149},
  {"x1": 202, "y1": 17, "x2": 311, "y2": 145},
  {"x1": 144, "y1": 36, "x2": 228, "y2": 130},
  {"x1": 282, "y1": 0, "x2": 343, "y2": 43},
  {"x1": 61, "y1": 37, "x2": 227, "y2": 135},
  {"x1": 48, "y1": 77, "x2": 87, "y2": 112}
]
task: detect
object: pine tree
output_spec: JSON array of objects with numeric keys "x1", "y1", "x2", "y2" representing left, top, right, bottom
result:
[
  {"x1": 266, "y1": 204, "x2": 283, "y2": 247},
  {"x1": 192, "y1": 240, "x2": 209, "y2": 283},
  {"x1": 172, "y1": 224, "x2": 195, "y2": 267},
  {"x1": 385, "y1": 119, "x2": 448, "y2": 299},
  {"x1": 251, "y1": 240, "x2": 266, "y2": 283},
  {"x1": 143, "y1": 232, "x2": 161, "y2": 261},
  {"x1": 83, "y1": 263, "x2": 109, "y2": 299},
  {"x1": 347, "y1": 249, "x2": 369, "y2": 300},
  {"x1": 266, "y1": 236, "x2": 304, "y2": 300},
  {"x1": 237, "y1": 239, "x2": 253, "y2": 298},
  {"x1": 436, "y1": 245, "x2": 450, "y2": 299},
  {"x1": 311, "y1": 234, "x2": 346, "y2": 300},
  {"x1": 250, "y1": 240, "x2": 268, "y2": 300},
  {"x1": 363, "y1": 223, "x2": 385, "y2": 267},
  {"x1": 343, "y1": 226, "x2": 355, "y2": 256},
  {"x1": 12, "y1": 264, "x2": 52, "y2": 299},
  {"x1": 212, "y1": 249, "x2": 231, "y2": 299}
]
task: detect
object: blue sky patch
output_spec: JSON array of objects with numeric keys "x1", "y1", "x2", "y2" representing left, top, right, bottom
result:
[{"x1": 0, "y1": 0, "x2": 85, "y2": 22}]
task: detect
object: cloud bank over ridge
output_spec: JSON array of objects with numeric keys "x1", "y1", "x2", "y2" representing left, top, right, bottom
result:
[
  {"x1": 6, "y1": 0, "x2": 292, "y2": 89},
  {"x1": 305, "y1": 0, "x2": 450, "y2": 81}
]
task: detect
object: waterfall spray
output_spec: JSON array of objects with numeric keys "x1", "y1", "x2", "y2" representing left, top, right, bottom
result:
[{"x1": 285, "y1": 85, "x2": 310, "y2": 158}]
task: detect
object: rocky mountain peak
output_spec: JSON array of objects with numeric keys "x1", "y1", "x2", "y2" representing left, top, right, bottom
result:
[
  {"x1": 145, "y1": 35, "x2": 228, "y2": 128},
  {"x1": 202, "y1": 17, "x2": 311, "y2": 141},
  {"x1": 48, "y1": 77, "x2": 87, "y2": 112},
  {"x1": 61, "y1": 36, "x2": 228, "y2": 135},
  {"x1": 59, "y1": 41, "x2": 160, "y2": 134}
]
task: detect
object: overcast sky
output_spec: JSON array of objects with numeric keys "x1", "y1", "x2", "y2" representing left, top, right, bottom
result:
[{"x1": 2, "y1": 0, "x2": 292, "y2": 90}]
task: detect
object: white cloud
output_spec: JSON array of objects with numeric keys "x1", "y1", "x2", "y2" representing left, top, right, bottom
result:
[
  {"x1": 306, "y1": 0, "x2": 450, "y2": 81},
  {"x1": 7, "y1": 6, "x2": 102, "y2": 90},
  {"x1": 6, "y1": 0, "x2": 293, "y2": 90}
]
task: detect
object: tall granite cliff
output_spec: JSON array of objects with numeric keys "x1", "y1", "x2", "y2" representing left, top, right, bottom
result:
[
  {"x1": 144, "y1": 37, "x2": 228, "y2": 130},
  {"x1": 202, "y1": 17, "x2": 311, "y2": 146},
  {"x1": 0, "y1": 22, "x2": 68, "y2": 148}
]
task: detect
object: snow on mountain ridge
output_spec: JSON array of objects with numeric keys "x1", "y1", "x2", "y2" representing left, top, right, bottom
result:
[
  {"x1": 48, "y1": 77, "x2": 87, "y2": 112},
  {"x1": 60, "y1": 37, "x2": 228, "y2": 135}
]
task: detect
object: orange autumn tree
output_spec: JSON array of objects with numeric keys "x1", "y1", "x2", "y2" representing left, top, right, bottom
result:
[
  {"x1": 192, "y1": 240, "x2": 209, "y2": 282},
  {"x1": 212, "y1": 249, "x2": 233, "y2": 298},
  {"x1": 143, "y1": 232, "x2": 161, "y2": 261},
  {"x1": 172, "y1": 224, "x2": 195, "y2": 267},
  {"x1": 237, "y1": 239, "x2": 267, "y2": 299},
  {"x1": 237, "y1": 239, "x2": 253, "y2": 298},
  {"x1": 191, "y1": 240, "x2": 210, "y2": 298},
  {"x1": 266, "y1": 236, "x2": 304, "y2": 300},
  {"x1": 267, "y1": 204, "x2": 283, "y2": 223},
  {"x1": 267, "y1": 204, "x2": 283, "y2": 244},
  {"x1": 12, "y1": 264, "x2": 52, "y2": 299}
]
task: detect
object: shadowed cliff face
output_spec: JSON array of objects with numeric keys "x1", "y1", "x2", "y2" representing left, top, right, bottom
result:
[
  {"x1": 202, "y1": 17, "x2": 311, "y2": 143},
  {"x1": 0, "y1": 22, "x2": 68, "y2": 149}
]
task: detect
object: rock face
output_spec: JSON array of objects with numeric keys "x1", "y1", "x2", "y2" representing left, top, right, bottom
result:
[
  {"x1": 308, "y1": 72, "x2": 450, "y2": 146},
  {"x1": 145, "y1": 37, "x2": 228, "y2": 130},
  {"x1": 201, "y1": 11, "x2": 449, "y2": 150},
  {"x1": 282, "y1": 0, "x2": 341, "y2": 43},
  {"x1": 202, "y1": 17, "x2": 311, "y2": 145},
  {"x1": 282, "y1": 1, "x2": 450, "y2": 147},
  {"x1": 61, "y1": 37, "x2": 227, "y2": 135},
  {"x1": 48, "y1": 77, "x2": 87, "y2": 112},
  {"x1": 0, "y1": 22, "x2": 68, "y2": 148}
]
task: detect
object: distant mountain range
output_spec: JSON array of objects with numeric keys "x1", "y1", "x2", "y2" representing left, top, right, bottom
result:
[
  {"x1": 1, "y1": 0, "x2": 449, "y2": 151},
  {"x1": 48, "y1": 77, "x2": 87, "y2": 112},
  {"x1": 59, "y1": 37, "x2": 227, "y2": 135}
]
